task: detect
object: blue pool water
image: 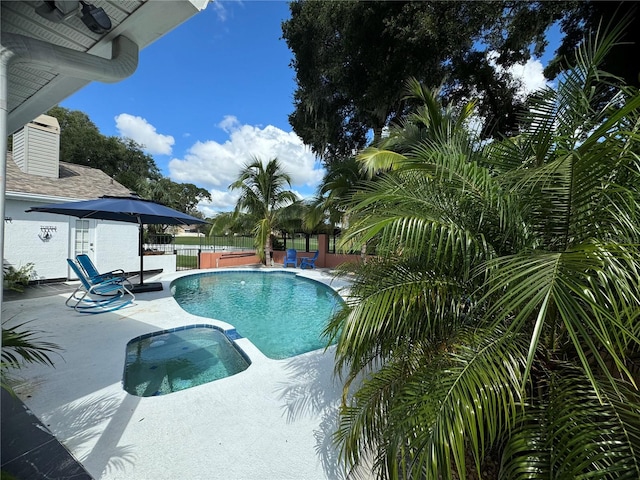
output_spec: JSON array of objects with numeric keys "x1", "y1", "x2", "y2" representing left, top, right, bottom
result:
[
  {"x1": 170, "y1": 271, "x2": 343, "y2": 359},
  {"x1": 123, "y1": 325, "x2": 250, "y2": 397}
]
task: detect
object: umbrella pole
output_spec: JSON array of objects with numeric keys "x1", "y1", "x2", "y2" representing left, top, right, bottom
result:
[
  {"x1": 139, "y1": 219, "x2": 144, "y2": 285},
  {"x1": 131, "y1": 220, "x2": 162, "y2": 293}
]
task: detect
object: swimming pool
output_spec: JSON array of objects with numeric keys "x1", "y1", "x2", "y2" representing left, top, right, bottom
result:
[
  {"x1": 170, "y1": 270, "x2": 343, "y2": 359},
  {"x1": 123, "y1": 325, "x2": 250, "y2": 397}
]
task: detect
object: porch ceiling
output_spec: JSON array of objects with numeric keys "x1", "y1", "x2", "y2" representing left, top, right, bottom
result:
[{"x1": 2, "y1": 0, "x2": 208, "y2": 135}]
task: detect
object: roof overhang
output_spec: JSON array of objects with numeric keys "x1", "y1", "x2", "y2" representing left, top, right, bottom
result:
[{"x1": 2, "y1": 0, "x2": 209, "y2": 135}]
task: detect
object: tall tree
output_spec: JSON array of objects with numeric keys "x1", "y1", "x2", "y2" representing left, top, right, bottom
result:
[
  {"x1": 492, "y1": 1, "x2": 640, "y2": 87},
  {"x1": 136, "y1": 177, "x2": 211, "y2": 234},
  {"x1": 136, "y1": 177, "x2": 210, "y2": 217},
  {"x1": 102, "y1": 137, "x2": 162, "y2": 191},
  {"x1": 46, "y1": 106, "x2": 102, "y2": 164},
  {"x1": 282, "y1": 1, "x2": 639, "y2": 165},
  {"x1": 229, "y1": 157, "x2": 298, "y2": 264},
  {"x1": 328, "y1": 29, "x2": 640, "y2": 479},
  {"x1": 46, "y1": 106, "x2": 161, "y2": 191},
  {"x1": 282, "y1": 1, "x2": 516, "y2": 164},
  {"x1": 306, "y1": 156, "x2": 366, "y2": 235}
]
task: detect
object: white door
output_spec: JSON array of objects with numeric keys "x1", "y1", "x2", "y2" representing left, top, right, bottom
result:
[{"x1": 71, "y1": 219, "x2": 95, "y2": 277}]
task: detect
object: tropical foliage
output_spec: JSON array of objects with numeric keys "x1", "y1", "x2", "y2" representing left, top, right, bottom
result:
[
  {"x1": 307, "y1": 157, "x2": 367, "y2": 231},
  {"x1": 1, "y1": 321, "x2": 61, "y2": 393},
  {"x1": 2, "y1": 261, "x2": 34, "y2": 292},
  {"x1": 229, "y1": 157, "x2": 298, "y2": 263},
  {"x1": 327, "y1": 29, "x2": 640, "y2": 480},
  {"x1": 282, "y1": 1, "x2": 639, "y2": 164},
  {"x1": 136, "y1": 177, "x2": 211, "y2": 234}
]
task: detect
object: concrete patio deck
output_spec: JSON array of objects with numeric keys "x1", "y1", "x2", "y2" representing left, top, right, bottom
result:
[{"x1": 2, "y1": 268, "x2": 361, "y2": 480}]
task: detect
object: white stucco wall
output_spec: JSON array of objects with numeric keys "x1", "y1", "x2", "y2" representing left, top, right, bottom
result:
[
  {"x1": 5, "y1": 199, "x2": 71, "y2": 280},
  {"x1": 4, "y1": 197, "x2": 176, "y2": 281}
]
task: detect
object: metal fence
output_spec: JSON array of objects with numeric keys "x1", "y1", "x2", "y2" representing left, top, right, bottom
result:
[
  {"x1": 144, "y1": 233, "x2": 328, "y2": 271},
  {"x1": 174, "y1": 248, "x2": 200, "y2": 270}
]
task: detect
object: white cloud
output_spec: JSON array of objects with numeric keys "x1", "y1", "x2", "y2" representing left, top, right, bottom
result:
[
  {"x1": 169, "y1": 116, "x2": 324, "y2": 214},
  {"x1": 115, "y1": 113, "x2": 175, "y2": 155},
  {"x1": 218, "y1": 114, "x2": 240, "y2": 133},
  {"x1": 507, "y1": 58, "x2": 550, "y2": 97},
  {"x1": 488, "y1": 52, "x2": 552, "y2": 99},
  {"x1": 197, "y1": 190, "x2": 241, "y2": 218},
  {"x1": 210, "y1": 0, "x2": 230, "y2": 22}
]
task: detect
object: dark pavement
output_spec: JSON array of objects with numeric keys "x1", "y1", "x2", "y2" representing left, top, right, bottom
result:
[{"x1": 2, "y1": 283, "x2": 93, "y2": 479}]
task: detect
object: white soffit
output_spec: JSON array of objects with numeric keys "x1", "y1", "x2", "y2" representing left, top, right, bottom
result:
[{"x1": 2, "y1": 0, "x2": 209, "y2": 134}]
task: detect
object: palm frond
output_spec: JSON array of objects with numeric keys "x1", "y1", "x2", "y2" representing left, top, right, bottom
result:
[
  {"x1": 1, "y1": 320, "x2": 62, "y2": 381},
  {"x1": 502, "y1": 370, "x2": 640, "y2": 480}
]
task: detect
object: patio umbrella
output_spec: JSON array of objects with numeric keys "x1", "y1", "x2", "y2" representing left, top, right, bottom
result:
[{"x1": 27, "y1": 195, "x2": 208, "y2": 293}]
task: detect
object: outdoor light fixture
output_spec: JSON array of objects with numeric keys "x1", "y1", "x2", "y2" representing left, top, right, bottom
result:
[
  {"x1": 33, "y1": 1, "x2": 111, "y2": 34},
  {"x1": 79, "y1": 1, "x2": 111, "y2": 34}
]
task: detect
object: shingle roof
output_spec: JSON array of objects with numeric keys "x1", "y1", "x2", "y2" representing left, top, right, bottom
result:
[{"x1": 6, "y1": 152, "x2": 134, "y2": 200}]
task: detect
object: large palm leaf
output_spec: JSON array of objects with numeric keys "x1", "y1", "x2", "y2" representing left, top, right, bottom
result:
[
  {"x1": 330, "y1": 26, "x2": 640, "y2": 480},
  {"x1": 2, "y1": 320, "x2": 61, "y2": 393}
]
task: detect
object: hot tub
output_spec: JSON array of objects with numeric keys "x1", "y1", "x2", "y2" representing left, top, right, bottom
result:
[{"x1": 123, "y1": 325, "x2": 250, "y2": 397}]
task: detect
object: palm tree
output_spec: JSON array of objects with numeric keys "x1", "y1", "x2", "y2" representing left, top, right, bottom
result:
[
  {"x1": 229, "y1": 157, "x2": 298, "y2": 264},
  {"x1": 327, "y1": 28, "x2": 640, "y2": 480},
  {"x1": 310, "y1": 156, "x2": 366, "y2": 228},
  {"x1": 305, "y1": 157, "x2": 371, "y2": 259},
  {"x1": 2, "y1": 321, "x2": 61, "y2": 393}
]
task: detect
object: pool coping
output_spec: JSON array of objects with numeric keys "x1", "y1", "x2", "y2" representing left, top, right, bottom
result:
[{"x1": 2, "y1": 266, "x2": 358, "y2": 480}]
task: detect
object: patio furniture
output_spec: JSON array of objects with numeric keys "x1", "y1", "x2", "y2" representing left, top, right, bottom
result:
[
  {"x1": 283, "y1": 249, "x2": 297, "y2": 268},
  {"x1": 76, "y1": 254, "x2": 128, "y2": 284},
  {"x1": 299, "y1": 251, "x2": 319, "y2": 269},
  {"x1": 66, "y1": 259, "x2": 135, "y2": 313}
]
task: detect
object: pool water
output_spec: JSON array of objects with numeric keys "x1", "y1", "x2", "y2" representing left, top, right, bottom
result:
[
  {"x1": 123, "y1": 326, "x2": 250, "y2": 397},
  {"x1": 171, "y1": 271, "x2": 343, "y2": 359}
]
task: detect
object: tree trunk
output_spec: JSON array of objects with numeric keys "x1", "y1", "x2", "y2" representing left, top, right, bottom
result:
[{"x1": 265, "y1": 234, "x2": 272, "y2": 266}]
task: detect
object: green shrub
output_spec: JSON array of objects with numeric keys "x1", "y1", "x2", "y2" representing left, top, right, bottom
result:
[{"x1": 3, "y1": 262, "x2": 34, "y2": 292}]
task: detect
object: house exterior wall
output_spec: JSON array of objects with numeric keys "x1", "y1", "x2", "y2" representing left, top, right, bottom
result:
[
  {"x1": 92, "y1": 222, "x2": 177, "y2": 277},
  {"x1": 91, "y1": 222, "x2": 142, "y2": 276},
  {"x1": 5, "y1": 199, "x2": 71, "y2": 280},
  {"x1": 5, "y1": 197, "x2": 177, "y2": 282}
]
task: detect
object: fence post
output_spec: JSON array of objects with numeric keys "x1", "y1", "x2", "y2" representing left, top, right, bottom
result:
[
  {"x1": 317, "y1": 234, "x2": 328, "y2": 268},
  {"x1": 197, "y1": 249, "x2": 201, "y2": 269}
]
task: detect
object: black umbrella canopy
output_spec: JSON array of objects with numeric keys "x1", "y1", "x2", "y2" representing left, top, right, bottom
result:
[
  {"x1": 27, "y1": 195, "x2": 208, "y2": 226},
  {"x1": 27, "y1": 196, "x2": 208, "y2": 292}
]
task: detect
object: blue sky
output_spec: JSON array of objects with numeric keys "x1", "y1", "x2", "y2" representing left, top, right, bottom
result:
[{"x1": 61, "y1": 1, "x2": 557, "y2": 218}]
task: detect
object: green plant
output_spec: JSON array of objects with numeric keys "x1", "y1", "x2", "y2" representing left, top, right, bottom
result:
[
  {"x1": 1, "y1": 320, "x2": 62, "y2": 394},
  {"x1": 329, "y1": 26, "x2": 640, "y2": 479},
  {"x1": 230, "y1": 157, "x2": 298, "y2": 264},
  {"x1": 3, "y1": 261, "x2": 34, "y2": 292}
]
